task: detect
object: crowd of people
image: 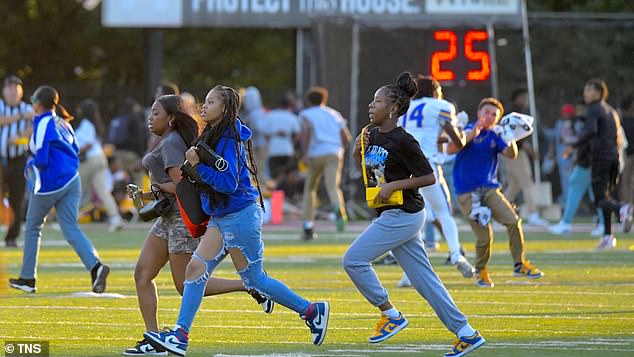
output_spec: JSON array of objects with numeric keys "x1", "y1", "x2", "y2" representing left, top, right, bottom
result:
[{"x1": 2, "y1": 72, "x2": 632, "y2": 356}]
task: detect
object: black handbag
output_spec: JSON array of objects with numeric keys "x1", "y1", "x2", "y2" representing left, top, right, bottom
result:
[
  {"x1": 176, "y1": 178, "x2": 209, "y2": 225},
  {"x1": 176, "y1": 178, "x2": 210, "y2": 238},
  {"x1": 138, "y1": 184, "x2": 173, "y2": 222}
]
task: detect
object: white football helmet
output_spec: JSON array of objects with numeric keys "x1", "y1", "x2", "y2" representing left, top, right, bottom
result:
[{"x1": 493, "y1": 112, "x2": 535, "y2": 144}]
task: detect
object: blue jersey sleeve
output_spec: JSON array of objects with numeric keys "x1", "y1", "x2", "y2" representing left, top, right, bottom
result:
[{"x1": 32, "y1": 118, "x2": 56, "y2": 169}]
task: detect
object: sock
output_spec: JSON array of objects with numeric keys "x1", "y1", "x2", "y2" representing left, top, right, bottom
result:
[
  {"x1": 457, "y1": 323, "x2": 477, "y2": 339},
  {"x1": 381, "y1": 307, "x2": 400, "y2": 319},
  {"x1": 304, "y1": 303, "x2": 317, "y2": 320}
]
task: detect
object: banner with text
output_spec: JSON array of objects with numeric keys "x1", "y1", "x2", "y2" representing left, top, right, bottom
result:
[{"x1": 103, "y1": 0, "x2": 522, "y2": 28}]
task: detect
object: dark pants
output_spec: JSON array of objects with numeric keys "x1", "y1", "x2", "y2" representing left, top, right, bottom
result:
[
  {"x1": 3, "y1": 155, "x2": 28, "y2": 243},
  {"x1": 268, "y1": 155, "x2": 296, "y2": 180},
  {"x1": 591, "y1": 158, "x2": 622, "y2": 235}
]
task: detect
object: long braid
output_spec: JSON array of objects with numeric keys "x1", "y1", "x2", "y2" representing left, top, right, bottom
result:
[{"x1": 245, "y1": 139, "x2": 265, "y2": 211}]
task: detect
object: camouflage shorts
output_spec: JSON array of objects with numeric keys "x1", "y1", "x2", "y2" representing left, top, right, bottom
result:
[{"x1": 150, "y1": 212, "x2": 200, "y2": 254}]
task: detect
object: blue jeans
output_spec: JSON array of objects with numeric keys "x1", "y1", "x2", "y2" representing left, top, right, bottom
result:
[
  {"x1": 561, "y1": 166, "x2": 604, "y2": 225},
  {"x1": 176, "y1": 203, "x2": 311, "y2": 331},
  {"x1": 20, "y1": 176, "x2": 100, "y2": 279}
]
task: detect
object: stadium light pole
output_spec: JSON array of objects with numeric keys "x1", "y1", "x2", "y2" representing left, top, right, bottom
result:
[
  {"x1": 486, "y1": 21, "x2": 499, "y2": 99},
  {"x1": 347, "y1": 18, "x2": 360, "y2": 181}
]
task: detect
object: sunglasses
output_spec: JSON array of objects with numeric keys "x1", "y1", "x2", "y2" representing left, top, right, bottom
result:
[{"x1": 30, "y1": 95, "x2": 38, "y2": 104}]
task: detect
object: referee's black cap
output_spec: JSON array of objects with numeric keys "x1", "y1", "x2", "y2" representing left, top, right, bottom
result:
[{"x1": 3, "y1": 75, "x2": 23, "y2": 87}]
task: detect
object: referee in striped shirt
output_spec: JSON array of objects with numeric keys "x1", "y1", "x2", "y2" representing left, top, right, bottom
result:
[{"x1": 0, "y1": 75, "x2": 34, "y2": 247}]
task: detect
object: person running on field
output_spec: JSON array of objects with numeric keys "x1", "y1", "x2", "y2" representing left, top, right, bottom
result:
[
  {"x1": 573, "y1": 78, "x2": 633, "y2": 249},
  {"x1": 144, "y1": 85, "x2": 330, "y2": 357},
  {"x1": 344, "y1": 72, "x2": 485, "y2": 357},
  {"x1": 9, "y1": 85, "x2": 110, "y2": 294},
  {"x1": 448, "y1": 97, "x2": 544, "y2": 288},
  {"x1": 398, "y1": 75, "x2": 475, "y2": 285},
  {"x1": 123, "y1": 94, "x2": 271, "y2": 356}
]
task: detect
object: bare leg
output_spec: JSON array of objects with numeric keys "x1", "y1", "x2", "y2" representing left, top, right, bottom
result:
[
  {"x1": 169, "y1": 252, "x2": 245, "y2": 296},
  {"x1": 134, "y1": 235, "x2": 169, "y2": 332}
]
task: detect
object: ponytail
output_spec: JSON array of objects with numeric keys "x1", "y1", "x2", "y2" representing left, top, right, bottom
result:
[
  {"x1": 32, "y1": 85, "x2": 73, "y2": 121},
  {"x1": 55, "y1": 103, "x2": 73, "y2": 121}
]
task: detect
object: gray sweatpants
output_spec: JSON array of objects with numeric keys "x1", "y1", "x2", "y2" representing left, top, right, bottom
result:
[{"x1": 343, "y1": 208, "x2": 468, "y2": 334}]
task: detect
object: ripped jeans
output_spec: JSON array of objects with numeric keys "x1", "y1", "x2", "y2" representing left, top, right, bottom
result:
[{"x1": 176, "y1": 202, "x2": 311, "y2": 332}]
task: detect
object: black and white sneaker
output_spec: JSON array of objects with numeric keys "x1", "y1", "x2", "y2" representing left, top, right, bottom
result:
[
  {"x1": 123, "y1": 338, "x2": 168, "y2": 356},
  {"x1": 9, "y1": 277, "x2": 36, "y2": 293},
  {"x1": 304, "y1": 301, "x2": 330, "y2": 346},
  {"x1": 91, "y1": 262, "x2": 110, "y2": 293},
  {"x1": 248, "y1": 289, "x2": 275, "y2": 314}
]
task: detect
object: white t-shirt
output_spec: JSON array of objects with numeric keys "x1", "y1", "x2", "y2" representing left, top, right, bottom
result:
[
  {"x1": 399, "y1": 97, "x2": 456, "y2": 164},
  {"x1": 264, "y1": 109, "x2": 300, "y2": 157},
  {"x1": 300, "y1": 105, "x2": 346, "y2": 158},
  {"x1": 74, "y1": 119, "x2": 104, "y2": 159}
]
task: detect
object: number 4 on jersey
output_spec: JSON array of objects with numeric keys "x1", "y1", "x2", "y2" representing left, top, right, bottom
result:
[{"x1": 402, "y1": 103, "x2": 425, "y2": 129}]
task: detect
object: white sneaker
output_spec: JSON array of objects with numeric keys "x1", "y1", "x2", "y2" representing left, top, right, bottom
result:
[
  {"x1": 108, "y1": 216, "x2": 125, "y2": 233},
  {"x1": 397, "y1": 273, "x2": 412, "y2": 288},
  {"x1": 548, "y1": 222, "x2": 572, "y2": 236},
  {"x1": 526, "y1": 213, "x2": 548, "y2": 226},
  {"x1": 590, "y1": 224, "x2": 604, "y2": 237},
  {"x1": 596, "y1": 235, "x2": 617, "y2": 249},
  {"x1": 619, "y1": 204, "x2": 633, "y2": 233},
  {"x1": 454, "y1": 255, "x2": 476, "y2": 278},
  {"x1": 424, "y1": 242, "x2": 440, "y2": 252}
]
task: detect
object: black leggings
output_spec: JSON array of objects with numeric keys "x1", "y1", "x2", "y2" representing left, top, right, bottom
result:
[{"x1": 591, "y1": 158, "x2": 622, "y2": 235}]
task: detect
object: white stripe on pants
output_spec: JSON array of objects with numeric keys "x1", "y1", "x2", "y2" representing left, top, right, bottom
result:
[{"x1": 343, "y1": 208, "x2": 468, "y2": 334}]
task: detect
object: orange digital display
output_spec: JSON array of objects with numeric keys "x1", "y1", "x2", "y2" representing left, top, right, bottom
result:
[
  {"x1": 430, "y1": 30, "x2": 490, "y2": 82},
  {"x1": 431, "y1": 30, "x2": 457, "y2": 80}
]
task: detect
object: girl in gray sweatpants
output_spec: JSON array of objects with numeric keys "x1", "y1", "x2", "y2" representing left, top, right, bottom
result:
[{"x1": 343, "y1": 72, "x2": 485, "y2": 357}]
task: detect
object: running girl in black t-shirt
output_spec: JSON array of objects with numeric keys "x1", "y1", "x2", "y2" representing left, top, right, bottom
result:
[{"x1": 342, "y1": 72, "x2": 485, "y2": 357}]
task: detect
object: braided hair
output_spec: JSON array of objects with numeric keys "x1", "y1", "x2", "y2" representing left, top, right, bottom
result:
[
  {"x1": 383, "y1": 72, "x2": 417, "y2": 117},
  {"x1": 199, "y1": 85, "x2": 264, "y2": 209}
]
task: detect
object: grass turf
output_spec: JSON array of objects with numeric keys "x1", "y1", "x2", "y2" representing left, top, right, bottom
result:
[{"x1": 0, "y1": 224, "x2": 633, "y2": 356}]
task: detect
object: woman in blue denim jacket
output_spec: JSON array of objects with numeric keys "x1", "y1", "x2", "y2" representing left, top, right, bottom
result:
[{"x1": 144, "y1": 85, "x2": 330, "y2": 356}]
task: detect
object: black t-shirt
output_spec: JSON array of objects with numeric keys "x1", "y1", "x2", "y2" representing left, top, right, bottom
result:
[
  {"x1": 364, "y1": 126, "x2": 433, "y2": 214},
  {"x1": 575, "y1": 100, "x2": 618, "y2": 161}
]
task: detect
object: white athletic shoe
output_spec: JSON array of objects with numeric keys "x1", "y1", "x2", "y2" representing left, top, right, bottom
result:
[
  {"x1": 108, "y1": 216, "x2": 125, "y2": 233},
  {"x1": 454, "y1": 256, "x2": 475, "y2": 278},
  {"x1": 548, "y1": 222, "x2": 572, "y2": 236},
  {"x1": 590, "y1": 224, "x2": 604, "y2": 237},
  {"x1": 620, "y1": 203, "x2": 634, "y2": 233},
  {"x1": 397, "y1": 273, "x2": 412, "y2": 288},
  {"x1": 526, "y1": 213, "x2": 548, "y2": 226}
]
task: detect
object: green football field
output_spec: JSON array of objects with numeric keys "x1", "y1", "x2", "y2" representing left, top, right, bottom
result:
[{"x1": 1, "y1": 223, "x2": 633, "y2": 356}]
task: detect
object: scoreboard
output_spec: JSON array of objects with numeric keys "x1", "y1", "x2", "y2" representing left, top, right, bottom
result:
[{"x1": 429, "y1": 29, "x2": 491, "y2": 82}]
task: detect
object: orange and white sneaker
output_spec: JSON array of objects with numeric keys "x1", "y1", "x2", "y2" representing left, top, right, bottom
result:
[
  {"x1": 475, "y1": 267, "x2": 494, "y2": 288},
  {"x1": 513, "y1": 260, "x2": 544, "y2": 279}
]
